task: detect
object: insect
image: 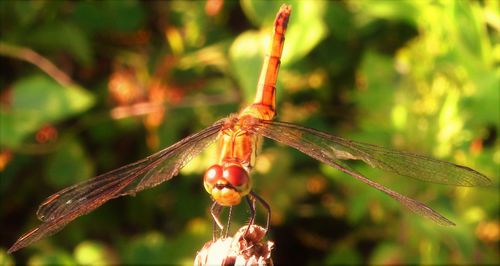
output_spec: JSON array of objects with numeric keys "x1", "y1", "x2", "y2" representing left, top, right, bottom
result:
[{"x1": 9, "y1": 4, "x2": 491, "y2": 253}]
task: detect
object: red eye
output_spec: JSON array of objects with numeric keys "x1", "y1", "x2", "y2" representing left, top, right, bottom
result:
[
  {"x1": 204, "y1": 165, "x2": 223, "y2": 185},
  {"x1": 223, "y1": 165, "x2": 249, "y2": 187}
]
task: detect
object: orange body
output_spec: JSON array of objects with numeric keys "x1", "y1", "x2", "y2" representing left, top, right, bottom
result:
[
  {"x1": 203, "y1": 5, "x2": 291, "y2": 206},
  {"x1": 240, "y1": 4, "x2": 290, "y2": 121},
  {"x1": 218, "y1": 123, "x2": 258, "y2": 170}
]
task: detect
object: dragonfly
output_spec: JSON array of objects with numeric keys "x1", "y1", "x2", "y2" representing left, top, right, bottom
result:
[{"x1": 8, "y1": 4, "x2": 491, "y2": 253}]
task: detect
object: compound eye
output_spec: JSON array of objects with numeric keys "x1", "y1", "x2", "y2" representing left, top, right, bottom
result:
[
  {"x1": 223, "y1": 165, "x2": 249, "y2": 188},
  {"x1": 204, "y1": 165, "x2": 223, "y2": 185}
]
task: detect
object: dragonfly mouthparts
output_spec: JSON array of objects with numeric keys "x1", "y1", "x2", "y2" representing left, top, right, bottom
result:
[{"x1": 214, "y1": 181, "x2": 233, "y2": 190}]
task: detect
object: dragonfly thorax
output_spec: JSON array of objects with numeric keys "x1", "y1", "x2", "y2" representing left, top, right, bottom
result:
[{"x1": 203, "y1": 164, "x2": 252, "y2": 206}]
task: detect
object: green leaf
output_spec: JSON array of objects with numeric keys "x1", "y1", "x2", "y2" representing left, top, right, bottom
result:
[
  {"x1": 229, "y1": 30, "x2": 265, "y2": 103},
  {"x1": 241, "y1": 0, "x2": 328, "y2": 64},
  {"x1": 121, "y1": 232, "x2": 170, "y2": 264},
  {"x1": 45, "y1": 138, "x2": 94, "y2": 187},
  {"x1": 231, "y1": 1, "x2": 327, "y2": 103},
  {"x1": 72, "y1": 1, "x2": 146, "y2": 33},
  {"x1": 0, "y1": 249, "x2": 14, "y2": 266},
  {"x1": 354, "y1": 50, "x2": 397, "y2": 133},
  {"x1": 12, "y1": 1, "x2": 45, "y2": 27},
  {"x1": 74, "y1": 241, "x2": 109, "y2": 266},
  {"x1": 349, "y1": 0, "x2": 423, "y2": 26},
  {"x1": 240, "y1": 0, "x2": 284, "y2": 27},
  {"x1": 452, "y1": 1, "x2": 487, "y2": 63},
  {"x1": 0, "y1": 75, "x2": 94, "y2": 147},
  {"x1": 12, "y1": 76, "x2": 94, "y2": 122},
  {"x1": 369, "y1": 243, "x2": 405, "y2": 265},
  {"x1": 325, "y1": 1, "x2": 355, "y2": 41},
  {"x1": 465, "y1": 70, "x2": 500, "y2": 127},
  {"x1": 27, "y1": 251, "x2": 77, "y2": 266},
  {"x1": 24, "y1": 22, "x2": 93, "y2": 65},
  {"x1": 347, "y1": 189, "x2": 370, "y2": 224},
  {"x1": 0, "y1": 110, "x2": 42, "y2": 148},
  {"x1": 283, "y1": 1, "x2": 328, "y2": 64},
  {"x1": 325, "y1": 246, "x2": 363, "y2": 265}
]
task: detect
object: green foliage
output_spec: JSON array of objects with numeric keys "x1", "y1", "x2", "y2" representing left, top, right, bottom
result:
[
  {"x1": 0, "y1": 0, "x2": 497, "y2": 265},
  {"x1": 45, "y1": 138, "x2": 94, "y2": 187},
  {"x1": 1, "y1": 75, "x2": 94, "y2": 147},
  {"x1": 121, "y1": 233, "x2": 171, "y2": 264},
  {"x1": 27, "y1": 250, "x2": 77, "y2": 266},
  {"x1": 0, "y1": 249, "x2": 14, "y2": 266},
  {"x1": 325, "y1": 246, "x2": 362, "y2": 265},
  {"x1": 232, "y1": 0, "x2": 327, "y2": 102},
  {"x1": 73, "y1": 241, "x2": 110, "y2": 266},
  {"x1": 71, "y1": 1, "x2": 146, "y2": 33}
]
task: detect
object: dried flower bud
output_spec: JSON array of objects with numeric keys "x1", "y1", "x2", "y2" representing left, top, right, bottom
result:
[{"x1": 194, "y1": 225, "x2": 274, "y2": 266}]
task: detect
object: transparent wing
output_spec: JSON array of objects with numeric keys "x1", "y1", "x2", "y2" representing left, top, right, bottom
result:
[
  {"x1": 256, "y1": 121, "x2": 490, "y2": 186},
  {"x1": 8, "y1": 119, "x2": 224, "y2": 253},
  {"x1": 329, "y1": 160, "x2": 455, "y2": 226},
  {"x1": 252, "y1": 120, "x2": 491, "y2": 225}
]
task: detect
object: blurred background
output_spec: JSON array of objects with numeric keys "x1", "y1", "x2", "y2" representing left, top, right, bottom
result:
[{"x1": 0, "y1": 0, "x2": 498, "y2": 265}]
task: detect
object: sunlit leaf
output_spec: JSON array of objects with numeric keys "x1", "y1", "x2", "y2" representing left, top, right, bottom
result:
[
  {"x1": 232, "y1": 1, "x2": 327, "y2": 103},
  {"x1": 348, "y1": 0, "x2": 424, "y2": 26},
  {"x1": 0, "y1": 110, "x2": 42, "y2": 148},
  {"x1": 464, "y1": 71, "x2": 500, "y2": 127},
  {"x1": 241, "y1": 0, "x2": 328, "y2": 64},
  {"x1": 0, "y1": 75, "x2": 95, "y2": 148},
  {"x1": 283, "y1": 1, "x2": 328, "y2": 64},
  {"x1": 27, "y1": 251, "x2": 77, "y2": 266},
  {"x1": 12, "y1": 75, "x2": 94, "y2": 123},
  {"x1": 229, "y1": 30, "x2": 264, "y2": 103},
  {"x1": 74, "y1": 241, "x2": 110, "y2": 266},
  {"x1": 0, "y1": 249, "x2": 14, "y2": 266}
]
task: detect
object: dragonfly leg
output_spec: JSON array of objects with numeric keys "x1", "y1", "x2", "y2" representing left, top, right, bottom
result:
[
  {"x1": 245, "y1": 195, "x2": 257, "y2": 225},
  {"x1": 243, "y1": 191, "x2": 271, "y2": 238},
  {"x1": 250, "y1": 191, "x2": 271, "y2": 231},
  {"x1": 210, "y1": 201, "x2": 224, "y2": 240},
  {"x1": 224, "y1": 206, "x2": 233, "y2": 238},
  {"x1": 244, "y1": 195, "x2": 257, "y2": 237}
]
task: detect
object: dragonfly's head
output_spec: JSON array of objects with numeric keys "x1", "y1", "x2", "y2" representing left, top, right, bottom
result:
[{"x1": 203, "y1": 164, "x2": 251, "y2": 206}]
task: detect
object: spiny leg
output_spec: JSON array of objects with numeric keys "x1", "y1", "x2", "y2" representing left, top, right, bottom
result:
[
  {"x1": 250, "y1": 191, "x2": 271, "y2": 231},
  {"x1": 210, "y1": 201, "x2": 223, "y2": 240},
  {"x1": 244, "y1": 195, "x2": 257, "y2": 237},
  {"x1": 224, "y1": 206, "x2": 233, "y2": 238},
  {"x1": 246, "y1": 195, "x2": 257, "y2": 226}
]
